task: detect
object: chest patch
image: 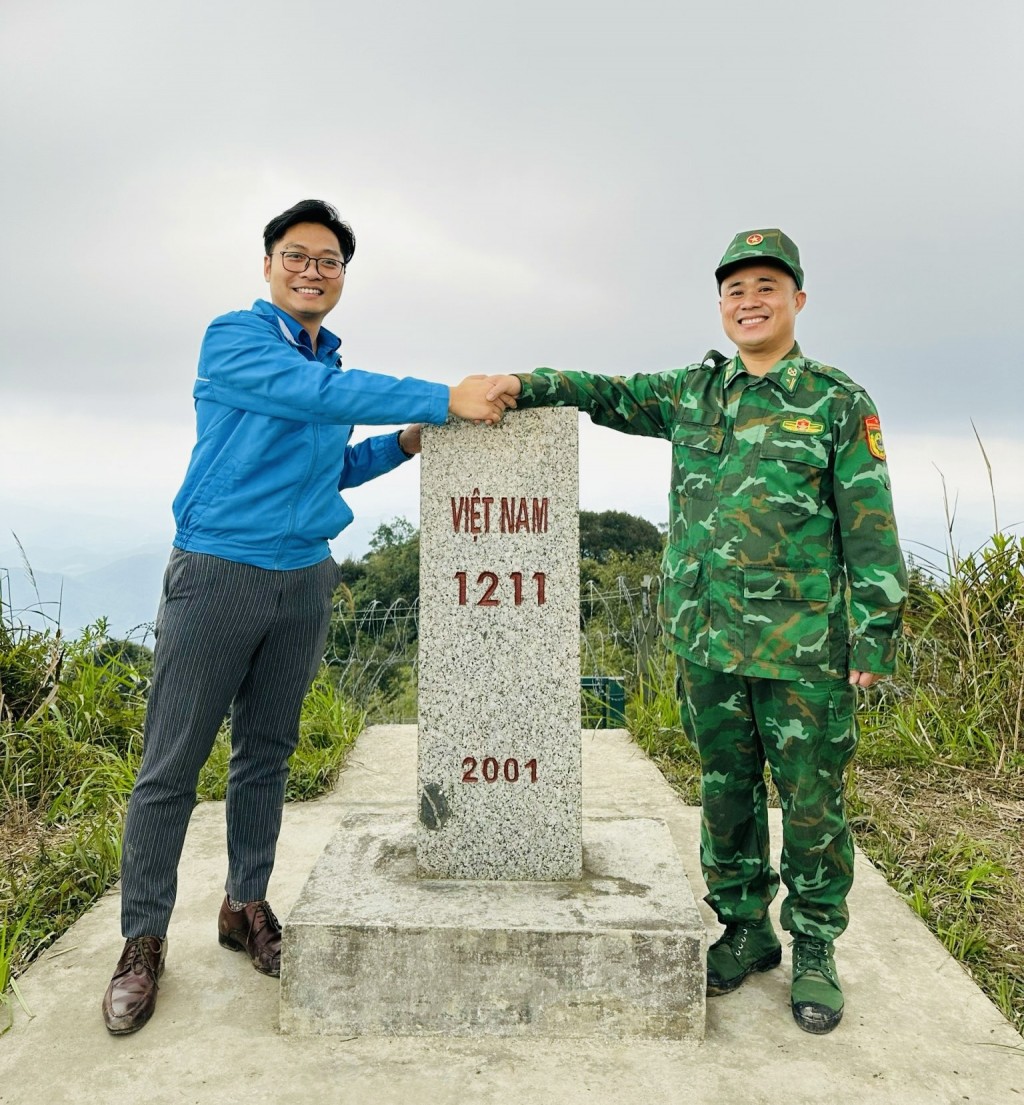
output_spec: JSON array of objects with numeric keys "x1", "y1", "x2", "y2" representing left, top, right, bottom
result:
[{"x1": 780, "y1": 417, "x2": 824, "y2": 435}]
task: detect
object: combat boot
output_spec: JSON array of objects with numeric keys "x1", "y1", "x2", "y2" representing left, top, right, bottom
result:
[
  {"x1": 706, "y1": 916, "x2": 782, "y2": 996},
  {"x1": 791, "y1": 935, "x2": 844, "y2": 1034}
]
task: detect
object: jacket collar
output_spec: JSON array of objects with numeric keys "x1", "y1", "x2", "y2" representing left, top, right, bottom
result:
[{"x1": 251, "y1": 298, "x2": 342, "y2": 359}]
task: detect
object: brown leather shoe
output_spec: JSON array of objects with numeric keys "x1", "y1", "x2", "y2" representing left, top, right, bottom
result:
[
  {"x1": 217, "y1": 896, "x2": 281, "y2": 976},
  {"x1": 101, "y1": 936, "x2": 165, "y2": 1035}
]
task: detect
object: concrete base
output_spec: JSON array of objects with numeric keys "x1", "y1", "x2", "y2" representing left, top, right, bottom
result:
[{"x1": 280, "y1": 811, "x2": 706, "y2": 1040}]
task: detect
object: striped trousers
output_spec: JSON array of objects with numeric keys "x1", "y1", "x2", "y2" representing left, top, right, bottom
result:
[{"x1": 120, "y1": 549, "x2": 340, "y2": 938}]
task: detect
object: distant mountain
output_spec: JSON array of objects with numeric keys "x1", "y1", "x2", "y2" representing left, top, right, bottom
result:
[
  {"x1": 1, "y1": 517, "x2": 385, "y2": 641},
  {"x1": 1, "y1": 550, "x2": 168, "y2": 639}
]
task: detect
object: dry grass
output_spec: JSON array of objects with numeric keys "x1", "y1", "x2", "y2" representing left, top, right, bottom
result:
[{"x1": 850, "y1": 763, "x2": 1024, "y2": 1033}]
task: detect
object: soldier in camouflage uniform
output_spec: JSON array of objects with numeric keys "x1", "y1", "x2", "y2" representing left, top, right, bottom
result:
[{"x1": 485, "y1": 229, "x2": 908, "y2": 1034}]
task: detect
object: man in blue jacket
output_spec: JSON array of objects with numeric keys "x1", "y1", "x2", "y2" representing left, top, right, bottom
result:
[{"x1": 102, "y1": 199, "x2": 507, "y2": 1034}]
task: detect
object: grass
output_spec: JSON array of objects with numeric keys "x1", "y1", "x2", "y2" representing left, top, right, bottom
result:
[
  {"x1": 627, "y1": 650, "x2": 702, "y2": 805},
  {"x1": 0, "y1": 602, "x2": 363, "y2": 1030}
]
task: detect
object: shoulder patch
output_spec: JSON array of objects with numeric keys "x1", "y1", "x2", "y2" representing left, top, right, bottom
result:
[{"x1": 864, "y1": 415, "x2": 886, "y2": 459}]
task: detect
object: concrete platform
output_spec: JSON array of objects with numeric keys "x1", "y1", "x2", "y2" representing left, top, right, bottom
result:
[
  {"x1": 281, "y1": 812, "x2": 705, "y2": 1039},
  {"x1": 1, "y1": 726, "x2": 1022, "y2": 1105}
]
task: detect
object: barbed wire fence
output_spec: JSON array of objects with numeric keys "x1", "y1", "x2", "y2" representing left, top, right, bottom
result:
[
  {"x1": 325, "y1": 597, "x2": 422, "y2": 722},
  {"x1": 1, "y1": 565, "x2": 666, "y2": 728},
  {"x1": 325, "y1": 576, "x2": 664, "y2": 725}
]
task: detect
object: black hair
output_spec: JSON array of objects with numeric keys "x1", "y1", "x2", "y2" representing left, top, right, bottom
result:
[{"x1": 262, "y1": 199, "x2": 356, "y2": 262}]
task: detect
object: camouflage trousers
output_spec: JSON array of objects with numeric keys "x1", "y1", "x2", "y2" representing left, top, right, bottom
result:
[{"x1": 677, "y1": 659, "x2": 858, "y2": 942}]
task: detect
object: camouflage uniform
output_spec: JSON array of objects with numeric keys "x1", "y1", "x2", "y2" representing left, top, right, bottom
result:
[{"x1": 514, "y1": 338, "x2": 907, "y2": 941}]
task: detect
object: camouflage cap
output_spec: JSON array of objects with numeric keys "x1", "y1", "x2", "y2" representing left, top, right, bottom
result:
[{"x1": 715, "y1": 228, "x2": 804, "y2": 290}]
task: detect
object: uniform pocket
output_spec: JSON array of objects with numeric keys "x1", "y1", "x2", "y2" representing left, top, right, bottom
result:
[
  {"x1": 659, "y1": 545, "x2": 704, "y2": 643},
  {"x1": 671, "y1": 418, "x2": 725, "y2": 501},
  {"x1": 758, "y1": 429, "x2": 830, "y2": 515},
  {"x1": 742, "y1": 566, "x2": 831, "y2": 668},
  {"x1": 828, "y1": 680, "x2": 856, "y2": 724}
]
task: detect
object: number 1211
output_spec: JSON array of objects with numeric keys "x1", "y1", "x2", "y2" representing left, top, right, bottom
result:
[{"x1": 455, "y1": 571, "x2": 546, "y2": 606}]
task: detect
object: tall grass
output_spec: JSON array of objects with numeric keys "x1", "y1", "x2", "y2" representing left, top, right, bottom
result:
[
  {"x1": 626, "y1": 649, "x2": 701, "y2": 804},
  {"x1": 860, "y1": 533, "x2": 1023, "y2": 772},
  {"x1": 0, "y1": 601, "x2": 363, "y2": 1024},
  {"x1": 0, "y1": 616, "x2": 143, "y2": 1030}
]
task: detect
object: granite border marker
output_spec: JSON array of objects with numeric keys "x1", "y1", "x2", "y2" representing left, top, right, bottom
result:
[{"x1": 417, "y1": 410, "x2": 581, "y2": 880}]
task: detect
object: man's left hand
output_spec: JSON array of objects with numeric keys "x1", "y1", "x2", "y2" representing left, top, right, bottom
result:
[
  {"x1": 399, "y1": 424, "x2": 423, "y2": 455},
  {"x1": 849, "y1": 670, "x2": 881, "y2": 688}
]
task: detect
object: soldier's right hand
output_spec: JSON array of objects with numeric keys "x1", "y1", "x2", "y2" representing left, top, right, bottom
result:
[{"x1": 484, "y1": 375, "x2": 522, "y2": 404}]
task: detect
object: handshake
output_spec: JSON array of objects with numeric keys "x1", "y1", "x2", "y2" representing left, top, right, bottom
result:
[
  {"x1": 448, "y1": 374, "x2": 524, "y2": 425},
  {"x1": 398, "y1": 374, "x2": 526, "y2": 456}
]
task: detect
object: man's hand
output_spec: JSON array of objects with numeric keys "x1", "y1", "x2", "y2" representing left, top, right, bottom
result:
[
  {"x1": 485, "y1": 375, "x2": 523, "y2": 404},
  {"x1": 398, "y1": 424, "x2": 423, "y2": 455},
  {"x1": 449, "y1": 375, "x2": 514, "y2": 425},
  {"x1": 849, "y1": 670, "x2": 881, "y2": 688}
]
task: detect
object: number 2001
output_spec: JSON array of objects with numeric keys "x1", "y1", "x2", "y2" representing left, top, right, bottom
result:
[{"x1": 462, "y1": 756, "x2": 539, "y2": 783}]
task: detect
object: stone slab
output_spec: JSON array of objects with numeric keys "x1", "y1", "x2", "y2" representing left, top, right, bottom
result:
[
  {"x1": 280, "y1": 810, "x2": 706, "y2": 1040},
  {"x1": 417, "y1": 409, "x2": 582, "y2": 880}
]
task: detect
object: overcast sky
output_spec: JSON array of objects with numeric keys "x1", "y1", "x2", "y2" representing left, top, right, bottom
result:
[{"x1": 2, "y1": 0, "x2": 1022, "y2": 579}]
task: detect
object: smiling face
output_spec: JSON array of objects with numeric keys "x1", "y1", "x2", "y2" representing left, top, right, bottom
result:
[
  {"x1": 263, "y1": 221, "x2": 345, "y2": 334},
  {"x1": 718, "y1": 263, "x2": 806, "y2": 371}
]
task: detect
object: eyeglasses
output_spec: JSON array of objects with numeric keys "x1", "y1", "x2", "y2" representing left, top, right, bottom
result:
[{"x1": 275, "y1": 251, "x2": 347, "y2": 278}]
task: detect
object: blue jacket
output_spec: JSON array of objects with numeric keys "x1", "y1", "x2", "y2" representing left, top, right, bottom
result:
[{"x1": 172, "y1": 299, "x2": 449, "y2": 569}]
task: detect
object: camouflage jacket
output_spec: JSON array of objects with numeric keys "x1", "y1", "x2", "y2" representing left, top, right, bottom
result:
[{"x1": 515, "y1": 344, "x2": 908, "y2": 681}]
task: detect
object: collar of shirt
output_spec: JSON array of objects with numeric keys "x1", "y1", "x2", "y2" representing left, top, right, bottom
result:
[
  {"x1": 251, "y1": 298, "x2": 343, "y2": 362},
  {"x1": 725, "y1": 341, "x2": 805, "y2": 393}
]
